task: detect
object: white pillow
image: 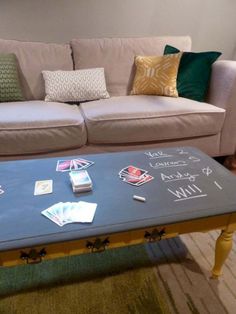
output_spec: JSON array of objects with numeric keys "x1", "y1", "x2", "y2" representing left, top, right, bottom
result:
[{"x1": 42, "y1": 68, "x2": 110, "y2": 102}]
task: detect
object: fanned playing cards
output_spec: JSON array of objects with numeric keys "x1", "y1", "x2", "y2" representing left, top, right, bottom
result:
[
  {"x1": 56, "y1": 158, "x2": 94, "y2": 172},
  {"x1": 119, "y1": 165, "x2": 154, "y2": 186},
  {"x1": 41, "y1": 201, "x2": 97, "y2": 226}
]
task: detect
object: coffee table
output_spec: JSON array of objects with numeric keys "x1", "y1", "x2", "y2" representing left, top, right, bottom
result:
[{"x1": 1, "y1": 146, "x2": 236, "y2": 277}]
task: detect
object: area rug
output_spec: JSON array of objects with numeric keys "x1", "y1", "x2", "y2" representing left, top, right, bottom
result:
[
  {"x1": 1, "y1": 231, "x2": 236, "y2": 314},
  {"x1": 0, "y1": 244, "x2": 170, "y2": 314}
]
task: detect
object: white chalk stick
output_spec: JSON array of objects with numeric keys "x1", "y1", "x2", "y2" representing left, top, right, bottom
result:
[{"x1": 133, "y1": 195, "x2": 146, "y2": 202}]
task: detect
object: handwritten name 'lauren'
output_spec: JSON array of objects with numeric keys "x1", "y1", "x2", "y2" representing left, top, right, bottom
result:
[{"x1": 149, "y1": 160, "x2": 188, "y2": 169}]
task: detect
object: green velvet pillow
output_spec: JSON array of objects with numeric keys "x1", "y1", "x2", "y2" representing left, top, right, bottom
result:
[
  {"x1": 0, "y1": 53, "x2": 24, "y2": 102},
  {"x1": 164, "y1": 45, "x2": 221, "y2": 102}
]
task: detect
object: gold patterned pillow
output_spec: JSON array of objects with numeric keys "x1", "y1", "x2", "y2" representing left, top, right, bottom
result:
[{"x1": 131, "y1": 53, "x2": 182, "y2": 97}]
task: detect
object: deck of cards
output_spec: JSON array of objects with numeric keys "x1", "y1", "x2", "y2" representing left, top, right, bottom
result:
[
  {"x1": 119, "y1": 165, "x2": 154, "y2": 186},
  {"x1": 56, "y1": 158, "x2": 94, "y2": 172},
  {"x1": 69, "y1": 170, "x2": 93, "y2": 193},
  {"x1": 41, "y1": 201, "x2": 97, "y2": 226}
]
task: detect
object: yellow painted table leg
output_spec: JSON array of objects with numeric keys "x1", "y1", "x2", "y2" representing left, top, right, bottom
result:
[{"x1": 212, "y1": 230, "x2": 233, "y2": 278}]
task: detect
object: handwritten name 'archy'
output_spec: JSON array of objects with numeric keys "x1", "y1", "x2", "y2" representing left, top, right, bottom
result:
[
  {"x1": 149, "y1": 160, "x2": 187, "y2": 169},
  {"x1": 160, "y1": 171, "x2": 199, "y2": 182}
]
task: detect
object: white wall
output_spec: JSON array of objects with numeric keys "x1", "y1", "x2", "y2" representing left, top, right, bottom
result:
[{"x1": 0, "y1": 0, "x2": 235, "y2": 59}]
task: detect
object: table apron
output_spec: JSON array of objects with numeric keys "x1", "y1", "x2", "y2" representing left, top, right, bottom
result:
[{"x1": 1, "y1": 213, "x2": 236, "y2": 267}]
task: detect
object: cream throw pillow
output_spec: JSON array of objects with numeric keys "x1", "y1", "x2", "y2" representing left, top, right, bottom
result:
[
  {"x1": 42, "y1": 68, "x2": 109, "y2": 102},
  {"x1": 131, "y1": 53, "x2": 182, "y2": 97}
]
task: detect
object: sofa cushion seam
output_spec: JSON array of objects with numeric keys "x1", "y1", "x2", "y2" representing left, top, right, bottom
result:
[
  {"x1": 83, "y1": 110, "x2": 225, "y2": 123},
  {"x1": 0, "y1": 123, "x2": 85, "y2": 131}
]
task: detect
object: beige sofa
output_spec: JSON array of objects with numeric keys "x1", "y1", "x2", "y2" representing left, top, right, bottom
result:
[{"x1": 0, "y1": 36, "x2": 236, "y2": 158}]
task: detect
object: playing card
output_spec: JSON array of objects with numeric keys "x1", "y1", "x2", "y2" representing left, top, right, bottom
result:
[
  {"x1": 119, "y1": 165, "x2": 147, "y2": 178},
  {"x1": 61, "y1": 202, "x2": 78, "y2": 224},
  {"x1": 73, "y1": 158, "x2": 94, "y2": 169},
  {"x1": 119, "y1": 172, "x2": 143, "y2": 180},
  {"x1": 120, "y1": 173, "x2": 144, "y2": 185},
  {"x1": 70, "y1": 160, "x2": 81, "y2": 170},
  {"x1": 122, "y1": 174, "x2": 154, "y2": 186},
  {"x1": 62, "y1": 201, "x2": 97, "y2": 223},
  {"x1": 41, "y1": 203, "x2": 64, "y2": 226},
  {"x1": 34, "y1": 180, "x2": 53, "y2": 195},
  {"x1": 56, "y1": 160, "x2": 72, "y2": 172},
  {"x1": 136, "y1": 174, "x2": 154, "y2": 186},
  {"x1": 49, "y1": 202, "x2": 64, "y2": 223}
]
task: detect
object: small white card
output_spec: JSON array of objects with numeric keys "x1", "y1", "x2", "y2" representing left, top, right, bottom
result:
[{"x1": 34, "y1": 180, "x2": 53, "y2": 195}]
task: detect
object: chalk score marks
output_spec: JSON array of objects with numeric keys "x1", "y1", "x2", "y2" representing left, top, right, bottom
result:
[
  {"x1": 214, "y1": 181, "x2": 223, "y2": 190},
  {"x1": 176, "y1": 148, "x2": 189, "y2": 155},
  {"x1": 160, "y1": 171, "x2": 199, "y2": 183},
  {"x1": 168, "y1": 184, "x2": 207, "y2": 202},
  {"x1": 202, "y1": 166, "x2": 213, "y2": 176},
  {"x1": 188, "y1": 156, "x2": 201, "y2": 162}
]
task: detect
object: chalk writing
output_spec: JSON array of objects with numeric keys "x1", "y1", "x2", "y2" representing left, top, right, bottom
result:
[
  {"x1": 168, "y1": 184, "x2": 207, "y2": 202},
  {"x1": 0, "y1": 185, "x2": 4, "y2": 195},
  {"x1": 188, "y1": 156, "x2": 201, "y2": 162},
  {"x1": 202, "y1": 167, "x2": 213, "y2": 176},
  {"x1": 160, "y1": 171, "x2": 199, "y2": 183},
  {"x1": 214, "y1": 181, "x2": 223, "y2": 190},
  {"x1": 144, "y1": 151, "x2": 173, "y2": 159},
  {"x1": 176, "y1": 148, "x2": 189, "y2": 155},
  {"x1": 149, "y1": 160, "x2": 188, "y2": 169}
]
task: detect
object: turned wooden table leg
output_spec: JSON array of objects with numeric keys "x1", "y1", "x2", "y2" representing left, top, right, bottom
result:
[{"x1": 212, "y1": 230, "x2": 234, "y2": 278}]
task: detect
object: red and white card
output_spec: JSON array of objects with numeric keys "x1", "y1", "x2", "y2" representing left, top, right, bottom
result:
[{"x1": 119, "y1": 165, "x2": 154, "y2": 186}]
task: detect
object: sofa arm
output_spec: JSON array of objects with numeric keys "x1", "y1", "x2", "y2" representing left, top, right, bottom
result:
[{"x1": 207, "y1": 60, "x2": 236, "y2": 155}]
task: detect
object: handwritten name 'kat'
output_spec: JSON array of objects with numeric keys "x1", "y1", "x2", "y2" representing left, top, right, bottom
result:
[{"x1": 145, "y1": 151, "x2": 172, "y2": 159}]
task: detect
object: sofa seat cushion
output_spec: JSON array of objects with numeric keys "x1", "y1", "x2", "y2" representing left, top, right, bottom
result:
[
  {"x1": 80, "y1": 95, "x2": 225, "y2": 144},
  {"x1": 0, "y1": 101, "x2": 87, "y2": 155}
]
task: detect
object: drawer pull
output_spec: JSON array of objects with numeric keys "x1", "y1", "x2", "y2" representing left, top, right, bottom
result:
[
  {"x1": 86, "y1": 238, "x2": 110, "y2": 253},
  {"x1": 144, "y1": 228, "x2": 166, "y2": 242},
  {"x1": 20, "y1": 248, "x2": 46, "y2": 264}
]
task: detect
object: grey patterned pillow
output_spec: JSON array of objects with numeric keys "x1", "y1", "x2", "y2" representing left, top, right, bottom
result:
[
  {"x1": 0, "y1": 53, "x2": 24, "y2": 102},
  {"x1": 42, "y1": 68, "x2": 109, "y2": 102}
]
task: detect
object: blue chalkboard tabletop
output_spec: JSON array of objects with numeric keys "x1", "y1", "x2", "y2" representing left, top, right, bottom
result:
[{"x1": 0, "y1": 146, "x2": 236, "y2": 251}]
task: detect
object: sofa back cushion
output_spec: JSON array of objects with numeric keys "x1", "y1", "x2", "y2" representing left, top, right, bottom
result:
[
  {"x1": 71, "y1": 36, "x2": 191, "y2": 97},
  {"x1": 0, "y1": 39, "x2": 73, "y2": 100}
]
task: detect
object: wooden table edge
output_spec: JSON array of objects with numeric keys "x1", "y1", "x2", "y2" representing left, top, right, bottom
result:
[{"x1": 1, "y1": 212, "x2": 236, "y2": 278}]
